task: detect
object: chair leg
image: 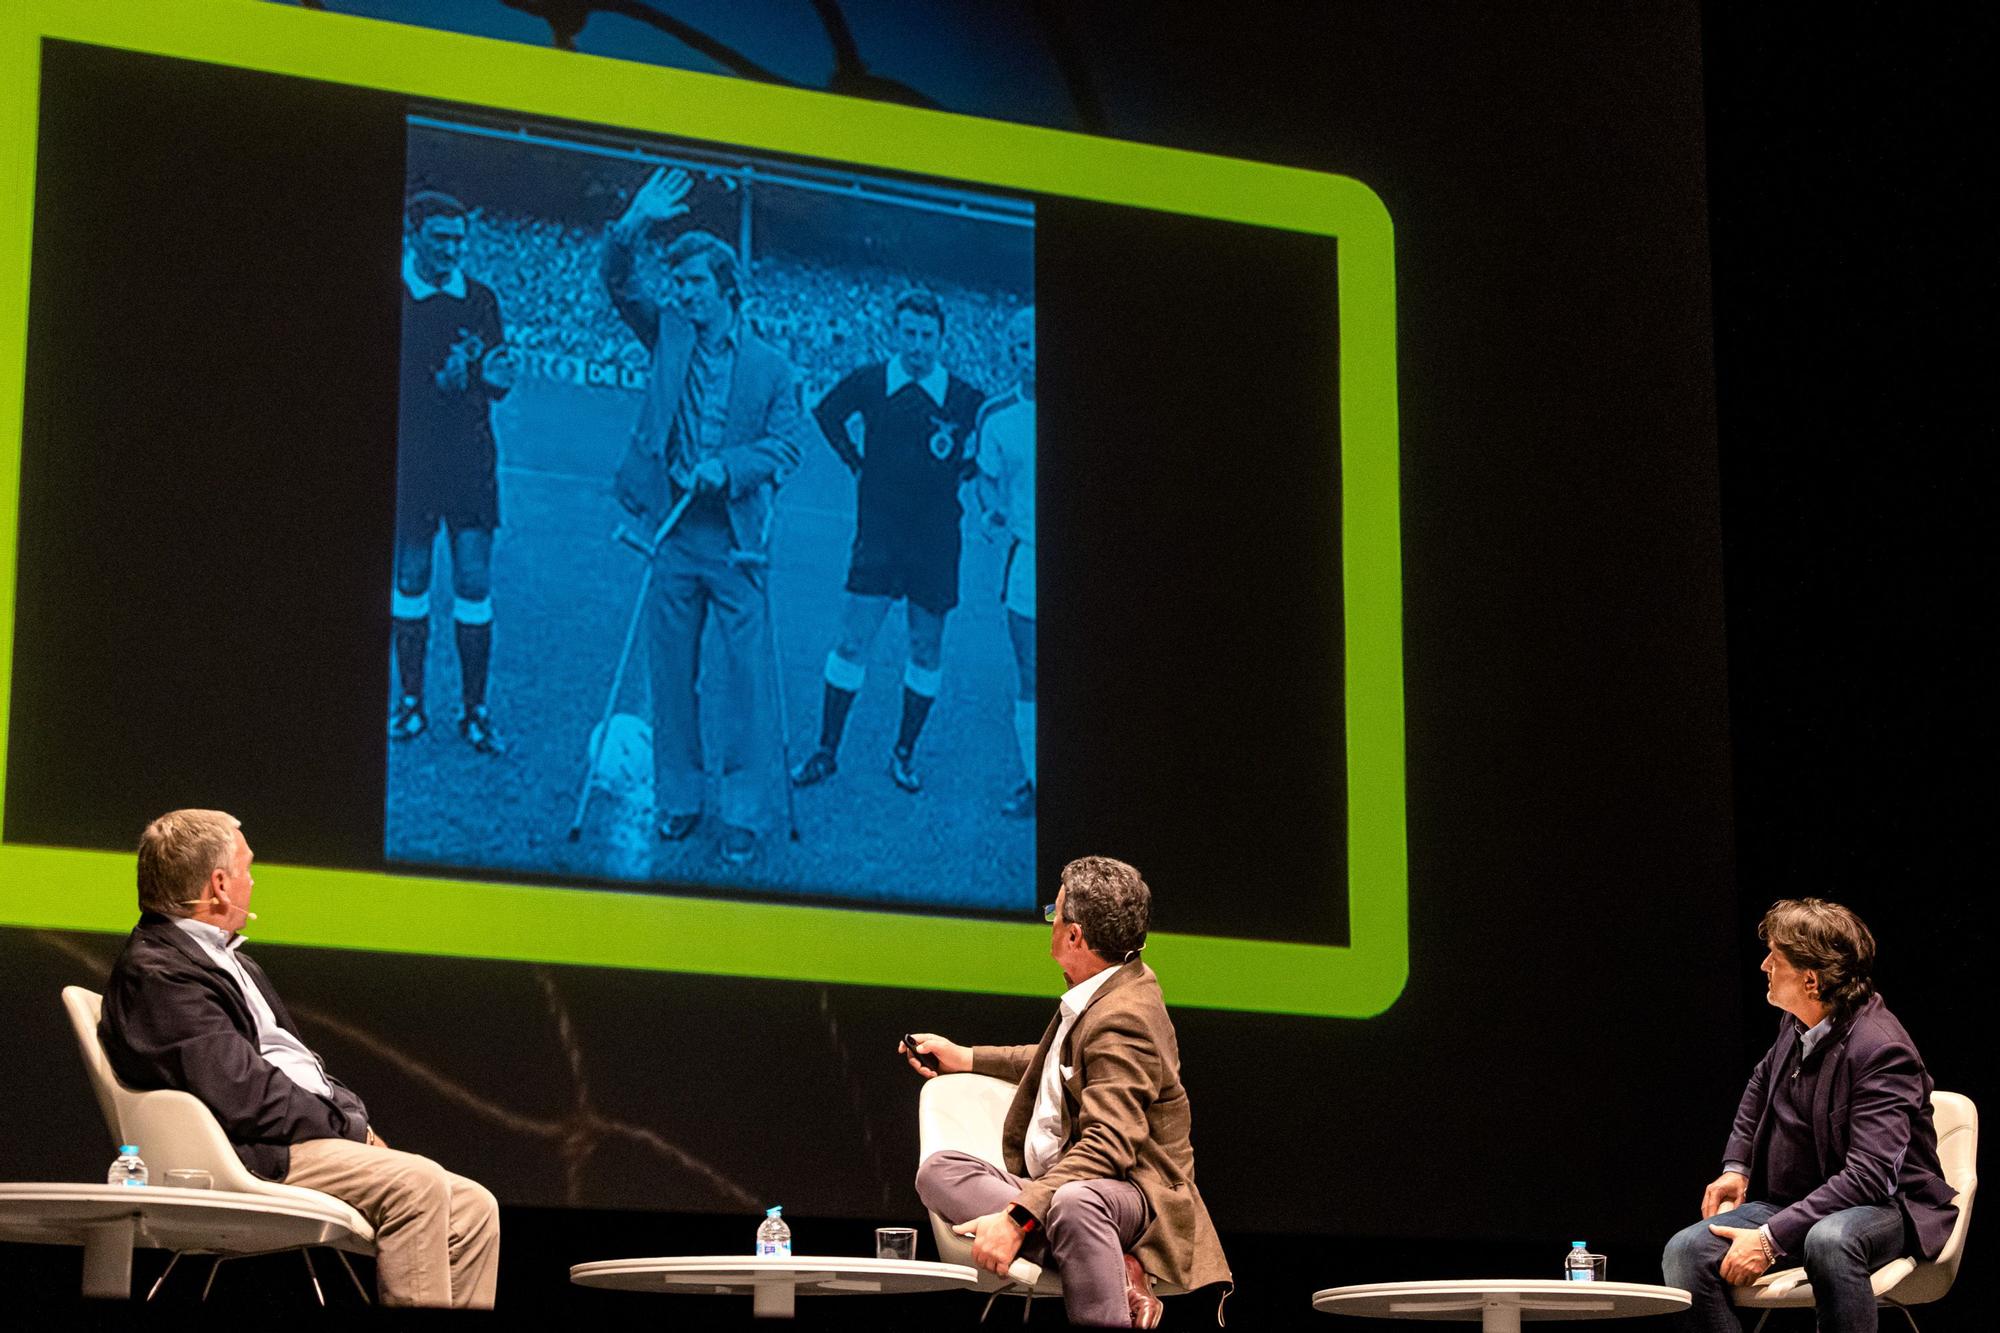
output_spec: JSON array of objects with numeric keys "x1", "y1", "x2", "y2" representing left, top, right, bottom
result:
[
  {"x1": 335, "y1": 1250, "x2": 372, "y2": 1304},
  {"x1": 201, "y1": 1255, "x2": 227, "y2": 1301},
  {"x1": 300, "y1": 1247, "x2": 325, "y2": 1306},
  {"x1": 979, "y1": 1288, "x2": 1002, "y2": 1323},
  {"x1": 1021, "y1": 1291, "x2": 1033, "y2": 1322},
  {"x1": 145, "y1": 1251, "x2": 184, "y2": 1302},
  {"x1": 1750, "y1": 1312, "x2": 1771, "y2": 1333},
  {"x1": 1889, "y1": 1302, "x2": 1920, "y2": 1333}
]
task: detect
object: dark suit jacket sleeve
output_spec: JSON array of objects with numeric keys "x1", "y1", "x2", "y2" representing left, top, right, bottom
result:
[
  {"x1": 1009, "y1": 1008, "x2": 1160, "y2": 1221},
  {"x1": 810, "y1": 366, "x2": 868, "y2": 473},
  {"x1": 1765, "y1": 1036, "x2": 1927, "y2": 1255},
  {"x1": 470, "y1": 283, "x2": 512, "y2": 402},
  {"x1": 105, "y1": 948, "x2": 366, "y2": 1151},
  {"x1": 720, "y1": 347, "x2": 805, "y2": 497},
  {"x1": 1722, "y1": 1032, "x2": 1783, "y2": 1167}
]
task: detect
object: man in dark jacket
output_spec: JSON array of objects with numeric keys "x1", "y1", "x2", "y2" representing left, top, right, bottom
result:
[
  {"x1": 99, "y1": 810, "x2": 499, "y2": 1308},
  {"x1": 1662, "y1": 899, "x2": 1957, "y2": 1333}
]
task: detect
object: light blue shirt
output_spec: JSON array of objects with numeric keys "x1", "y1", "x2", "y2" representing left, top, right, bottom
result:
[{"x1": 173, "y1": 918, "x2": 333, "y2": 1098}]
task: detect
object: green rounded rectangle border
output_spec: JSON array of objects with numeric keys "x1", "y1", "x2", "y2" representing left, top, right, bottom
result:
[{"x1": 0, "y1": 0, "x2": 1404, "y2": 1016}]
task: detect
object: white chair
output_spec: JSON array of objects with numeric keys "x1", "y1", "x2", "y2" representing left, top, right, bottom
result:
[
  {"x1": 62, "y1": 985, "x2": 376, "y2": 1302},
  {"x1": 917, "y1": 1071, "x2": 1183, "y2": 1319},
  {"x1": 1733, "y1": 1090, "x2": 1978, "y2": 1331}
]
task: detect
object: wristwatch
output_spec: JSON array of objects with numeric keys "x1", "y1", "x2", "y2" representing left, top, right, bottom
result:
[{"x1": 1005, "y1": 1203, "x2": 1039, "y2": 1234}]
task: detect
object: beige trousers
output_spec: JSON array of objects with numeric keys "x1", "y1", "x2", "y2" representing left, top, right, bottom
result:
[{"x1": 284, "y1": 1137, "x2": 500, "y2": 1309}]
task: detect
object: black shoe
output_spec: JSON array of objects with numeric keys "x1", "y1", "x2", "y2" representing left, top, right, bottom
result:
[
  {"x1": 1001, "y1": 781, "x2": 1035, "y2": 818},
  {"x1": 389, "y1": 695, "x2": 427, "y2": 741},
  {"x1": 889, "y1": 746, "x2": 922, "y2": 793},
  {"x1": 791, "y1": 748, "x2": 838, "y2": 787},
  {"x1": 719, "y1": 825, "x2": 757, "y2": 866},
  {"x1": 658, "y1": 812, "x2": 701, "y2": 841},
  {"x1": 458, "y1": 705, "x2": 506, "y2": 754}
]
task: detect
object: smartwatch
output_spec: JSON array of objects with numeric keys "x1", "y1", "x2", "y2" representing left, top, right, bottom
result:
[{"x1": 1005, "y1": 1203, "x2": 1039, "y2": 1234}]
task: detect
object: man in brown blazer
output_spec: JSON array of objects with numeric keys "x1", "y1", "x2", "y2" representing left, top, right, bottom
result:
[{"x1": 906, "y1": 857, "x2": 1231, "y2": 1327}]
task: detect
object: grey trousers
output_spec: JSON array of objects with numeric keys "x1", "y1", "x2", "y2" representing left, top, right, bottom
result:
[
  {"x1": 285, "y1": 1138, "x2": 500, "y2": 1309},
  {"x1": 917, "y1": 1149, "x2": 1149, "y2": 1328},
  {"x1": 648, "y1": 499, "x2": 779, "y2": 834}
]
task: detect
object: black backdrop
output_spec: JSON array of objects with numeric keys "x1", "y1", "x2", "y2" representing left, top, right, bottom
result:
[{"x1": 1, "y1": 2, "x2": 1987, "y2": 1327}]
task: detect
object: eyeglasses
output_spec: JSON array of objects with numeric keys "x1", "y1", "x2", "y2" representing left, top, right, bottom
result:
[{"x1": 1042, "y1": 903, "x2": 1058, "y2": 924}]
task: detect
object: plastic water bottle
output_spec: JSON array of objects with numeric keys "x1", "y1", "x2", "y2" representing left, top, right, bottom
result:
[
  {"x1": 1564, "y1": 1240, "x2": 1606, "y2": 1282},
  {"x1": 107, "y1": 1145, "x2": 148, "y2": 1188},
  {"x1": 756, "y1": 1205, "x2": 792, "y2": 1258}
]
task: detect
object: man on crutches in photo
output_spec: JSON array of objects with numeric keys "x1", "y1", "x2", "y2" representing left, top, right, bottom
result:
[{"x1": 600, "y1": 166, "x2": 807, "y2": 866}]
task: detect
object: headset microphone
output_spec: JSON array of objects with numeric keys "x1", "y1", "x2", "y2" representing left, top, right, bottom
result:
[{"x1": 212, "y1": 887, "x2": 258, "y2": 923}]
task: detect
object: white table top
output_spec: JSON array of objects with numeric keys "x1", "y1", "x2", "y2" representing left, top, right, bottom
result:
[
  {"x1": 571, "y1": 1254, "x2": 980, "y2": 1297},
  {"x1": 0, "y1": 1181, "x2": 362, "y2": 1254},
  {"x1": 1314, "y1": 1279, "x2": 1692, "y2": 1321}
]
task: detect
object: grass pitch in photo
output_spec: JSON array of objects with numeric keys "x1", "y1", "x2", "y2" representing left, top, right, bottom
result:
[{"x1": 385, "y1": 113, "x2": 1035, "y2": 912}]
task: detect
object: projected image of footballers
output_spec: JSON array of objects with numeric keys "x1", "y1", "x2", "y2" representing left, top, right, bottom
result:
[
  {"x1": 602, "y1": 168, "x2": 806, "y2": 866},
  {"x1": 974, "y1": 307, "x2": 1036, "y2": 817},
  {"x1": 392, "y1": 191, "x2": 516, "y2": 754},
  {"x1": 792, "y1": 290, "x2": 986, "y2": 794}
]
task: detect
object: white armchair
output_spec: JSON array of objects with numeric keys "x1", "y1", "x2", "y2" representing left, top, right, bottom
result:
[{"x1": 62, "y1": 985, "x2": 374, "y2": 1301}]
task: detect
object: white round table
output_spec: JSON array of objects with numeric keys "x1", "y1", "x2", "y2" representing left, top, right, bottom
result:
[
  {"x1": 0, "y1": 1182, "x2": 366, "y2": 1300},
  {"x1": 1314, "y1": 1280, "x2": 1691, "y2": 1333},
  {"x1": 571, "y1": 1254, "x2": 980, "y2": 1319}
]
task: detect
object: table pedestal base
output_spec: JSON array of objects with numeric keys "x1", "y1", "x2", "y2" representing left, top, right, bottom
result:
[
  {"x1": 751, "y1": 1277, "x2": 795, "y2": 1318},
  {"x1": 80, "y1": 1216, "x2": 135, "y2": 1300}
]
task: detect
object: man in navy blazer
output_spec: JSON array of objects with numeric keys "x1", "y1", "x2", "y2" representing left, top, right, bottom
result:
[
  {"x1": 1663, "y1": 899, "x2": 1957, "y2": 1333},
  {"x1": 100, "y1": 810, "x2": 499, "y2": 1307},
  {"x1": 602, "y1": 166, "x2": 806, "y2": 865}
]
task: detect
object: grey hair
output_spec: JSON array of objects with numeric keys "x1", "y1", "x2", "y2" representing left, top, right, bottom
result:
[
  {"x1": 137, "y1": 809, "x2": 241, "y2": 916},
  {"x1": 1061, "y1": 856, "x2": 1151, "y2": 964}
]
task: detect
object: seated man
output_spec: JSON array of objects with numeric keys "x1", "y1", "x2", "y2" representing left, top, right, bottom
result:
[
  {"x1": 1662, "y1": 899, "x2": 1957, "y2": 1333},
  {"x1": 905, "y1": 856, "x2": 1231, "y2": 1328},
  {"x1": 99, "y1": 809, "x2": 499, "y2": 1308}
]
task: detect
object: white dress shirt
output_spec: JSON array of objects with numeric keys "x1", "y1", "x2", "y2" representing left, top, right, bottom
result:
[
  {"x1": 1024, "y1": 963, "x2": 1123, "y2": 1179},
  {"x1": 173, "y1": 918, "x2": 333, "y2": 1097}
]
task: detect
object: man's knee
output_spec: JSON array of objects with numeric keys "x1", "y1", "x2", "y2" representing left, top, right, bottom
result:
[
  {"x1": 914, "y1": 1150, "x2": 967, "y2": 1212},
  {"x1": 1046, "y1": 1181, "x2": 1114, "y2": 1238},
  {"x1": 384, "y1": 1153, "x2": 452, "y2": 1215},
  {"x1": 455, "y1": 1177, "x2": 500, "y2": 1232},
  {"x1": 1663, "y1": 1220, "x2": 1721, "y2": 1285},
  {"x1": 1801, "y1": 1214, "x2": 1872, "y2": 1272}
]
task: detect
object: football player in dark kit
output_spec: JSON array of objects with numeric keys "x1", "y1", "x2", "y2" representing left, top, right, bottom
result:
[
  {"x1": 791, "y1": 290, "x2": 985, "y2": 793},
  {"x1": 391, "y1": 190, "x2": 516, "y2": 754}
]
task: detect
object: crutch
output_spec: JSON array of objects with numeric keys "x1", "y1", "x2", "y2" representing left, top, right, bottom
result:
[
  {"x1": 729, "y1": 544, "x2": 799, "y2": 842},
  {"x1": 565, "y1": 489, "x2": 695, "y2": 841}
]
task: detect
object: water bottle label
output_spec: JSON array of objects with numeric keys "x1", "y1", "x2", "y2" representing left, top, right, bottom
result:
[{"x1": 1567, "y1": 1268, "x2": 1595, "y2": 1282}]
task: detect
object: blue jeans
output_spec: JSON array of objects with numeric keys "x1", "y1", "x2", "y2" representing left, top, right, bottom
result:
[{"x1": 1662, "y1": 1201, "x2": 1906, "y2": 1333}]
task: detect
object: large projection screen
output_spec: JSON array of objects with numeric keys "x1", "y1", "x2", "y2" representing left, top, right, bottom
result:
[{"x1": 0, "y1": 0, "x2": 1403, "y2": 1017}]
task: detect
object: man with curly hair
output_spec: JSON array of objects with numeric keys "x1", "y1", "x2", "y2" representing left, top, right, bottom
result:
[{"x1": 1662, "y1": 899, "x2": 1958, "y2": 1333}]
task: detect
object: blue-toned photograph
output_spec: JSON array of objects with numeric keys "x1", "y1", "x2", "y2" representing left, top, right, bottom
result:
[{"x1": 386, "y1": 112, "x2": 1036, "y2": 910}]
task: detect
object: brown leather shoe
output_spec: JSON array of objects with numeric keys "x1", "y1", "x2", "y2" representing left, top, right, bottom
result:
[{"x1": 1123, "y1": 1254, "x2": 1163, "y2": 1328}]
